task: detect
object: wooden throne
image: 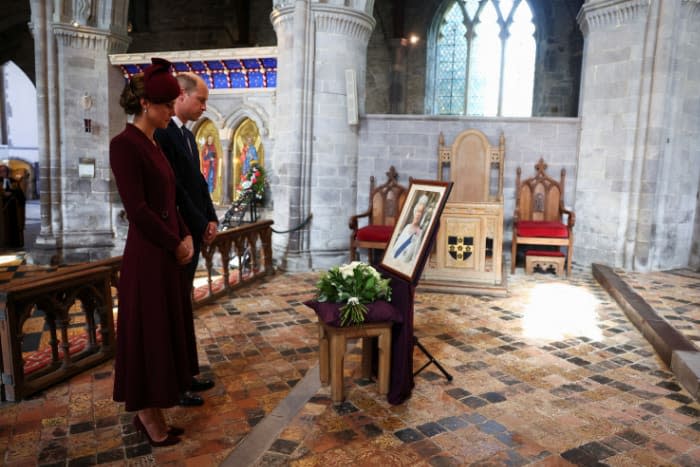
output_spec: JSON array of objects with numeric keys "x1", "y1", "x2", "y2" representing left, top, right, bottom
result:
[
  {"x1": 511, "y1": 158, "x2": 575, "y2": 276},
  {"x1": 421, "y1": 129, "x2": 507, "y2": 295}
]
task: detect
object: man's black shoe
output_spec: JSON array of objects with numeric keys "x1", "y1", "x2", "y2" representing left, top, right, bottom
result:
[
  {"x1": 190, "y1": 377, "x2": 215, "y2": 392},
  {"x1": 179, "y1": 391, "x2": 204, "y2": 407}
]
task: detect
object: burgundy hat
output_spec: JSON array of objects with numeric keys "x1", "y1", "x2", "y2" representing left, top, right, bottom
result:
[{"x1": 142, "y1": 57, "x2": 181, "y2": 103}]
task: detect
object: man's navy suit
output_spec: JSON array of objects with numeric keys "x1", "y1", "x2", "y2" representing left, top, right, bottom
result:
[{"x1": 155, "y1": 120, "x2": 218, "y2": 290}]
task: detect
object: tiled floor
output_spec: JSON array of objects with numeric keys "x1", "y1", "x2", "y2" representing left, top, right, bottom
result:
[{"x1": 1, "y1": 267, "x2": 699, "y2": 466}]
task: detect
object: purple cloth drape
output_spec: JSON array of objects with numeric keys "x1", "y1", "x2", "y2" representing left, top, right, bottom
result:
[
  {"x1": 378, "y1": 219, "x2": 441, "y2": 405},
  {"x1": 376, "y1": 269, "x2": 416, "y2": 405}
]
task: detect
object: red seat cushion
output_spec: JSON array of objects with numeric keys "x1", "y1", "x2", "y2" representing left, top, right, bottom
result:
[
  {"x1": 516, "y1": 221, "x2": 569, "y2": 238},
  {"x1": 526, "y1": 249, "x2": 565, "y2": 257},
  {"x1": 356, "y1": 225, "x2": 394, "y2": 243}
]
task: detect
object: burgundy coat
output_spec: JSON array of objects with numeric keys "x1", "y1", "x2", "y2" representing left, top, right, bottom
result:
[{"x1": 110, "y1": 124, "x2": 197, "y2": 411}]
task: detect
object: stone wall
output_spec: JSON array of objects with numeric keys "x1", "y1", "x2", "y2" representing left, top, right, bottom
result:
[
  {"x1": 121, "y1": 0, "x2": 583, "y2": 118},
  {"x1": 531, "y1": 0, "x2": 584, "y2": 116},
  {"x1": 357, "y1": 114, "x2": 580, "y2": 260},
  {"x1": 364, "y1": 1, "x2": 392, "y2": 114},
  {"x1": 128, "y1": 2, "x2": 229, "y2": 51}
]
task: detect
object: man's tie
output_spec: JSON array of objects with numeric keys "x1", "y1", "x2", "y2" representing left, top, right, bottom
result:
[{"x1": 181, "y1": 126, "x2": 197, "y2": 165}]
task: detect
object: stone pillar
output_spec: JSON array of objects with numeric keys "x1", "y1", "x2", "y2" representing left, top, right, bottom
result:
[
  {"x1": 575, "y1": 0, "x2": 700, "y2": 271},
  {"x1": 29, "y1": 0, "x2": 56, "y2": 255},
  {"x1": 31, "y1": 0, "x2": 130, "y2": 263},
  {"x1": 271, "y1": 0, "x2": 375, "y2": 271}
]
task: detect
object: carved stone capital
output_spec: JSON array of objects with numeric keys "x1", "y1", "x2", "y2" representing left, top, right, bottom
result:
[
  {"x1": 270, "y1": 5, "x2": 295, "y2": 35},
  {"x1": 312, "y1": 5, "x2": 376, "y2": 43},
  {"x1": 271, "y1": 2, "x2": 375, "y2": 41},
  {"x1": 577, "y1": 0, "x2": 650, "y2": 35},
  {"x1": 53, "y1": 23, "x2": 130, "y2": 52},
  {"x1": 274, "y1": 0, "x2": 374, "y2": 15}
]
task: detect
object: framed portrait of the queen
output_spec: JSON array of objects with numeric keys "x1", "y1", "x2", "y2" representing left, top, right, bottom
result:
[{"x1": 380, "y1": 179, "x2": 452, "y2": 282}]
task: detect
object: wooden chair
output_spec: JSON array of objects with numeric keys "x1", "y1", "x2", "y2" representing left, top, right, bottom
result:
[
  {"x1": 421, "y1": 130, "x2": 506, "y2": 292},
  {"x1": 349, "y1": 166, "x2": 407, "y2": 262},
  {"x1": 511, "y1": 158, "x2": 575, "y2": 276}
]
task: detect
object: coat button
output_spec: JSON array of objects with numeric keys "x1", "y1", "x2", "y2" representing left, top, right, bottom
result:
[{"x1": 161, "y1": 210, "x2": 168, "y2": 219}]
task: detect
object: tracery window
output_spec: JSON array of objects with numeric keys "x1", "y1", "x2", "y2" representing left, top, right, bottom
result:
[{"x1": 430, "y1": 0, "x2": 536, "y2": 117}]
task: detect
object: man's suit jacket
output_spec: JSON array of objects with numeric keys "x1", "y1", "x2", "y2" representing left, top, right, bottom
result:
[{"x1": 155, "y1": 120, "x2": 217, "y2": 242}]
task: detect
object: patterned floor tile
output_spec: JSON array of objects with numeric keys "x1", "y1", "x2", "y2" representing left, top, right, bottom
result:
[{"x1": 1, "y1": 268, "x2": 699, "y2": 465}]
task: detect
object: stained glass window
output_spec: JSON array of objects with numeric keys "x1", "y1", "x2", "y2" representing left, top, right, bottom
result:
[
  {"x1": 431, "y1": 0, "x2": 535, "y2": 116},
  {"x1": 436, "y1": 2, "x2": 467, "y2": 115}
]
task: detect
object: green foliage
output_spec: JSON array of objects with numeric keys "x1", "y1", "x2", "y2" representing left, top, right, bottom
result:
[
  {"x1": 238, "y1": 164, "x2": 266, "y2": 199},
  {"x1": 316, "y1": 261, "x2": 392, "y2": 326}
]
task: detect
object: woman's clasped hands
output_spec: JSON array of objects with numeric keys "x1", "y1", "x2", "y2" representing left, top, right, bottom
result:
[{"x1": 175, "y1": 235, "x2": 194, "y2": 265}]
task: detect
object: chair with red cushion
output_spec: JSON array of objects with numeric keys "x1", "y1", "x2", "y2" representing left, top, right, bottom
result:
[
  {"x1": 511, "y1": 158, "x2": 575, "y2": 276},
  {"x1": 349, "y1": 166, "x2": 407, "y2": 262}
]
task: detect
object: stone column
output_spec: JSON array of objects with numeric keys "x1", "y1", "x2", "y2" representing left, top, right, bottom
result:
[
  {"x1": 271, "y1": 0, "x2": 375, "y2": 271},
  {"x1": 31, "y1": 0, "x2": 130, "y2": 262},
  {"x1": 29, "y1": 0, "x2": 56, "y2": 254},
  {"x1": 575, "y1": 0, "x2": 700, "y2": 271}
]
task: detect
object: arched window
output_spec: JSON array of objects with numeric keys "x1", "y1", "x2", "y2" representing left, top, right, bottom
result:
[{"x1": 428, "y1": 0, "x2": 536, "y2": 117}]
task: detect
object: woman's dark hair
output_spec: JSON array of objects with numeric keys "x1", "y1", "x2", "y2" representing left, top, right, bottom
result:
[{"x1": 119, "y1": 74, "x2": 145, "y2": 115}]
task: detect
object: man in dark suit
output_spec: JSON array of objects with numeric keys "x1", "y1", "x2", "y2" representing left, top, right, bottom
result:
[{"x1": 155, "y1": 72, "x2": 218, "y2": 406}]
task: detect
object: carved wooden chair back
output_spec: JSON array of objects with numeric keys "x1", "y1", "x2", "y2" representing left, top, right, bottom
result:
[
  {"x1": 515, "y1": 158, "x2": 566, "y2": 223},
  {"x1": 368, "y1": 168, "x2": 406, "y2": 226},
  {"x1": 438, "y1": 129, "x2": 505, "y2": 203},
  {"x1": 349, "y1": 166, "x2": 407, "y2": 262}
]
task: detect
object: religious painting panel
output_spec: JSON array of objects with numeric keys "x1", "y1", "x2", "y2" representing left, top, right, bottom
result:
[
  {"x1": 195, "y1": 119, "x2": 223, "y2": 204},
  {"x1": 232, "y1": 118, "x2": 264, "y2": 201}
]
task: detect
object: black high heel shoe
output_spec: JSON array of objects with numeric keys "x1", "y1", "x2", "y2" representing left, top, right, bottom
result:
[{"x1": 133, "y1": 415, "x2": 181, "y2": 447}]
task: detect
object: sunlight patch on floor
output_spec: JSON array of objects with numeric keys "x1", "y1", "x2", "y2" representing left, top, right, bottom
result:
[
  {"x1": 522, "y1": 282, "x2": 603, "y2": 342},
  {"x1": 193, "y1": 275, "x2": 217, "y2": 289},
  {"x1": 0, "y1": 254, "x2": 21, "y2": 266}
]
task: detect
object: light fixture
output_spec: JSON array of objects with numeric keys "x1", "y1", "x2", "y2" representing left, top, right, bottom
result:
[{"x1": 409, "y1": 34, "x2": 420, "y2": 45}]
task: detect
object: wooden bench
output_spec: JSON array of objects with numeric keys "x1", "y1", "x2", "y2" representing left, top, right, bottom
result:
[
  {"x1": 0, "y1": 266, "x2": 116, "y2": 401},
  {"x1": 525, "y1": 250, "x2": 566, "y2": 277},
  {"x1": 318, "y1": 321, "x2": 392, "y2": 403}
]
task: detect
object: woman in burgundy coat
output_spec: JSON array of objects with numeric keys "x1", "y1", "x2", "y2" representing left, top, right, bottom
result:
[{"x1": 110, "y1": 58, "x2": 194, "y2": 447}]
